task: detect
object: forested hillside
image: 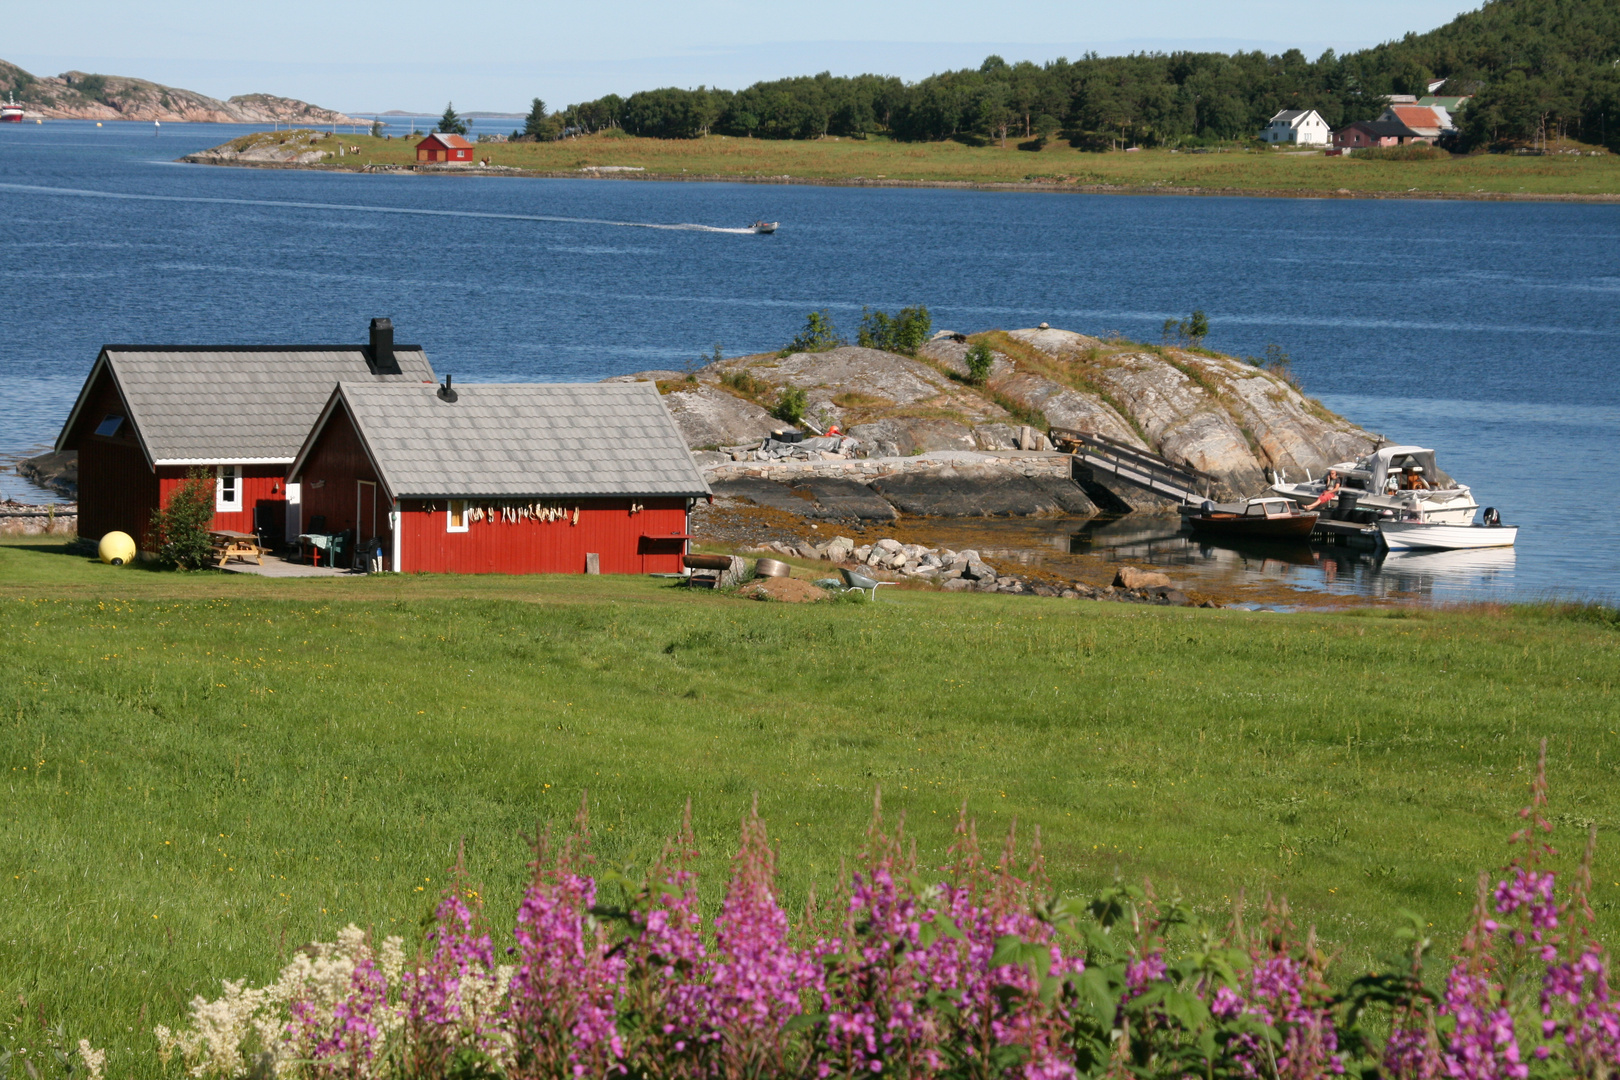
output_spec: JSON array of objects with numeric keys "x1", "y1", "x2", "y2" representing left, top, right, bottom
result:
[{"x1": 537, "y1": 0, "x2": 1618, "y2": 150}]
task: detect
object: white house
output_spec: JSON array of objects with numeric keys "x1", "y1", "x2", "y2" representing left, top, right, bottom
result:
[{"x1": 1260, "y1": 109, "x2": 1330, "y2": 146}]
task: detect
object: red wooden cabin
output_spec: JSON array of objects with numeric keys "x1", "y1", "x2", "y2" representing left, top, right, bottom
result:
[
  {"x1": 55, "y1": 319, "x2": 436, "y2": 551},
  {"x1": 288, "y1": 380, "x2": 709, "y2": 574},
  {"x1": 415, "y1": 132, "x2": 475, "y2": 162}
]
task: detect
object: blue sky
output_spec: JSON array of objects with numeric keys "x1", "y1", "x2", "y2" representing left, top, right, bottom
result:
[{"x1": 16, "y1": 0, "x2": 1479, "y2": 115}]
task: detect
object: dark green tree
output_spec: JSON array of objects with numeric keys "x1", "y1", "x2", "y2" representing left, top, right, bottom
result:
[
  {"x1": 772, "y1": 386, "x2": 809, "y2": 425},
  {"x1": 436, "y1": 102, "x2": 468, "y2": 136},
  {"x1": 856, "y1": 305, "x2": 931, "y2": 354},
  {"x1": 148, "y1": 468, "x2": 217, "y2": 570},
  {"x1": 523, "y1": 98, "x2": 548, "y2": 139}
]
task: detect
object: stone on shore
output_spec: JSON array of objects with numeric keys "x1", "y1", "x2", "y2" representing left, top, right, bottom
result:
[
  {"x1": 1114, "y1": 566, "x2": 1174, "y2": 590},
  {"x1": 869, "y1": 466, "x2": 1097, "y2": 517},
  {"x1": 655, "y1": 383, "x2": 780, "y2": 449}
]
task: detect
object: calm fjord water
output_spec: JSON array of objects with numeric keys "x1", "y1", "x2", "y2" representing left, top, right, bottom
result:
[{"x1": 2, "y1": 120, "x2": 1616, "y2": 602}]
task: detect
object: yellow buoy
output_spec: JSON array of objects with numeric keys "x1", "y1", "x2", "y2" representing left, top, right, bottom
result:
[
  {"x1": 98, "y1": 531, "x2": 136, "y2": 566},
  {"x1": 95, "y1": 122, "x2": 102, "y2": 127}
]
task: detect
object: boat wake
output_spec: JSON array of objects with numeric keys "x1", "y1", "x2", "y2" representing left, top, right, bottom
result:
[{"x1": 0, "y1": 182, "x2": 762, "y2": 235}]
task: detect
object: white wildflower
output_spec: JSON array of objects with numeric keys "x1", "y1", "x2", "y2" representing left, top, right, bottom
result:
[
  {"x1": 77, "y1": 1040, "x2": 106, "y2": 1080},
  {"x1": 379, "y1": 934, "x2": 405, "y2": 989}
]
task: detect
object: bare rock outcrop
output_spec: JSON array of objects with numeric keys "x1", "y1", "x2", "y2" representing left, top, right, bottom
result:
[
  {"x1": 845, "y1": 417, "x2": 977, "y2": 457},
  {"x1": 990, "y1": 372, "x2": 1145, "y2": 449},
  {"x1": 655, "y1": 384, "x2": 779, "y2": 449},
  {"x1": 0, "y1": 59, "x2": 361, "y2": 124}
]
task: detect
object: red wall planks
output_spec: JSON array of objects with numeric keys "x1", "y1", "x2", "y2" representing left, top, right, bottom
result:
[
  {"x1": 398, "y1": 498, "x2": 689, "y2": 575},
  {"x1": 156, "y1": 466, "x2": 286, "y2": 537},
  {"x1": 297, "y1": 401, "x2": 386, "y2": 542}
]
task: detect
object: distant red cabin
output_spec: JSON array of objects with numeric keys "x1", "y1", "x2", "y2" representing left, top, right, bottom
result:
[
  {"x1": 289, "y1": 381, "x2": 709, "y2": 575},
  {"x1": 55, "y1": 319, "x2": 436, "y2": 551},
  {"x1": 415, "y1": 132, "x2": 475, "y2": 162}
]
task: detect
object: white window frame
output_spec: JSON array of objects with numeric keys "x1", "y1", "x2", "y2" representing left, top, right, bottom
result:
[
  {"x1": 447, "y1": 499, "x2": 469, "y2": 533},
  {"x1": 216, "y1": 465, "x2": 243, "y2": 513}
]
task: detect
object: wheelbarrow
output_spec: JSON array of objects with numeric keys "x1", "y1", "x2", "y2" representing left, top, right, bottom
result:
[{"x1": 838, "y1": 567, "x2": 896, "y2": 600}]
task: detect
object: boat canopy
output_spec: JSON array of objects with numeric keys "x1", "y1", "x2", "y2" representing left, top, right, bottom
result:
[{"x1": 1356, "y1": 445, "x2": 1455, "y2": 492}]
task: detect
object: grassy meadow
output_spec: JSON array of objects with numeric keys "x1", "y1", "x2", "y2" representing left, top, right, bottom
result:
[
  {"x1": 265, "y1": 128, "x2": 1620, "y2": 197},
  {"x1": 1, "y1": 537, "x2": 1618, "y2": 1073}
]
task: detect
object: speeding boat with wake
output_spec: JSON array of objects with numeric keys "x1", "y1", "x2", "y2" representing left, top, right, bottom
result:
[
  {"x1": 750, "y1": 221, "x2": 778, "y2": 234},
  {"x1": 1272, "y1": 445, "x2": 1478, "y2": 525}
]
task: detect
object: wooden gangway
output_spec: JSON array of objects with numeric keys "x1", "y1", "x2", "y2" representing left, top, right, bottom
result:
[{"x1": 1049, "y1": 427, "x2": 1220, "y2": 506}]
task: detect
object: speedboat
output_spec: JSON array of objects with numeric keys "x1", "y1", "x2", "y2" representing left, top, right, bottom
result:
[
  {"x1": 750, "y1": 221, "x2": 778, "y2": 234},
  {"x1": 1272, "y1": 445, "x2": 1477, "y2": 525},
  {"x1": 1185, "y1": 497, "x2": 1317, "y2": 541},
  {"x1": 1378, "y1": 507, "x2": 1517, "y2": 550}
]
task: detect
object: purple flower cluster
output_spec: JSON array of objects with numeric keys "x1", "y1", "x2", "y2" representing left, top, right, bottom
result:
[{"x1": 205, "y1": 747, "x2": 1620, "y2": 1080}]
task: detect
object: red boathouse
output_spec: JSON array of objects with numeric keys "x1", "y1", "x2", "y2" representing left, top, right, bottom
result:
[
  {"x1": 55, "y1": 319, "x2": 435, "y2": 550},
  {"x1": 288, "y1": 380, "x2": 709, "y2": 574},
  {"x1": 415, "y1": 132, "x2": 475, "y2": 162}
]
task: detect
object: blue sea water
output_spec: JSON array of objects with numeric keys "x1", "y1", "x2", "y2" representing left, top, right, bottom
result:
[{"x1": 1, "y1": 119, "x2": 1616, "y2": 602}]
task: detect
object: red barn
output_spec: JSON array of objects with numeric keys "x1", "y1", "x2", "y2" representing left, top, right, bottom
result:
[
  {"x1": 415, "y1": 132, "x2": 475, "y2": 162},
  {"x1": 288, "y1": 380, "x2": 709, "y2": 574},
  {"x1": 55, "y1": 319, "x2": 435, "y2": 551}
]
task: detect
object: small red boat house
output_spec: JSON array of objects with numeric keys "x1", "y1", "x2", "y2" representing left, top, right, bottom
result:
[
  {"x1": 55, "y1": 319, "x2": 435, "y2": 550},
  {"x1": 415, "y1": 132, "x2": 475, "y2": 162},
  {"x1": 288, "y1": 380, "x2": 709, "y2": 574}
]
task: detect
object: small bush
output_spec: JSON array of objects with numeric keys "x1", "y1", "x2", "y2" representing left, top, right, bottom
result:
[
  {"x1": 772, "y1": 385, "x2": 808, "y2": 425},
  {"x1": 780, "y1": 310, "x2": 842, "y2": 356},
  {"x1": 965, "y1": 341, "x2": 994, "y2": 386},
  {"x1": 856, "y1": 305, "x2": 932, "y2": 354},
  {"x1": 148, "y1": 468, "x2": 215, "y2": 570},
  {"x1": 719, "y1": 370, "x2": 772, "y2": 401},
  {"x1": 1161, "y1": 309, "x2": 1209, "y2": 347}
]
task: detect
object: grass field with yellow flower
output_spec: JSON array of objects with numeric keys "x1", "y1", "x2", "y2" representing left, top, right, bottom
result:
[{"x1": 0, "y1": 536, "x2": 1616, "y2": 1076}]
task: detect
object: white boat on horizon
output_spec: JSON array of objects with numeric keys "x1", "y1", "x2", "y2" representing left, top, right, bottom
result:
[{"x1": 750, "y1": 220, "x2": 778, "y2": 234}]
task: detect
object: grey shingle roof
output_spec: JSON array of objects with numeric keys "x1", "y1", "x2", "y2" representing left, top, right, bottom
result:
[
  {"x1": 63, "y1": 347, "x2": 436, "y2": 463},
  {"x1": 309, "y1": 381, "x2": 710, "y2": 499}
]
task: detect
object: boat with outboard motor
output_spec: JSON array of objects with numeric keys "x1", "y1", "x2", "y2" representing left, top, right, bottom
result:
[
  {"x1": 1378, "y1": 506, "x2": 1517, "y2": 550},
  {"x1": 1184, "y1": 496, "x2": 1318, "y2": 541},
  {"x1": 1272, "y1": 445, "x2": 1478, "y2": 525},
  {"x1": 750, "y1": 221, "x2": 778, "y2": 234}
]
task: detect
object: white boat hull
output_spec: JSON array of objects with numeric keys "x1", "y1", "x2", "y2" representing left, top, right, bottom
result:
[{"x1": 1378, "y1": 521, "x2": 1517, "y2": 551}]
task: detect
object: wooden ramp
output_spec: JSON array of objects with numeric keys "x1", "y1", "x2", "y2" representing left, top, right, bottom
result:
[{"x1": 1049, "y1": 428, "x2": 1220, "y2": 506}]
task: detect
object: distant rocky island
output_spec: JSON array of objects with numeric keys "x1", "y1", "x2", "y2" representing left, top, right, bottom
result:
[{"x1": 0, "y1": 58, "x2": 361, "y2": 124}]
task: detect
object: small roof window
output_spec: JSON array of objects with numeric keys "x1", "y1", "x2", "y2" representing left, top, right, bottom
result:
[{"x1": 94, "y1": 414, "x2": 125, "y2": 437}]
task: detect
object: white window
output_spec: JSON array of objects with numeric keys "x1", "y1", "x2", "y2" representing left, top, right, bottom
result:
[
  {"x1": 447, "y1": 499, "x2": 469, "y2": 533},
  {"x1": 216, "y1": 465, "x2": 242, "y2": 512}
]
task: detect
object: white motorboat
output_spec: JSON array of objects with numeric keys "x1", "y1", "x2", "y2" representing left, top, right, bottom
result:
[
  {"x1": 1378, "y1": 510, "x2": 1517, "y2": 551},
  {"x1": 1272, "y1": 445, "x2": 1478, "y2": 525}
]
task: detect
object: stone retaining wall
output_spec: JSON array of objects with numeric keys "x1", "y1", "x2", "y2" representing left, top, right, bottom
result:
[{"x1": 0, "y1": 506, "x2": 79, "y2": 536}]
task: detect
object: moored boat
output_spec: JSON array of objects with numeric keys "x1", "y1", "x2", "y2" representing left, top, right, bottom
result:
[
  {"x1": 1273, "y1": 445, "x2": 1478, "y2": 524},
  {"x1": 1186, "y1": 497, "x2": 1318, "y2": 541},
  {"x1": 1, "y1": 94, "x2": 24, "y2": 123},
  {"x1": 1378, "y1": 513, "x2": 1518, "y2": 551}
]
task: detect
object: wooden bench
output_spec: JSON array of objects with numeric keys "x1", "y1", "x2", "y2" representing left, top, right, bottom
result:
[{"x1": 210, "y1": 530, "x2": 266, "y2": 568}]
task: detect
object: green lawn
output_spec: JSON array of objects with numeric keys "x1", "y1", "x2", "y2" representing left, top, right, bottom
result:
[
  {"x1": 252, "y1": 129, "x2": 1620, "y2": 197},
  {"x1": 1, "y1": 537, "x2": 1617, "y2": 1075}
]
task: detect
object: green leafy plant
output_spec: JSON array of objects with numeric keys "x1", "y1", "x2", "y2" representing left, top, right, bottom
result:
[
  {"x1": 780, "y1": 310, "x2": 842, "y2": 356},
  {"x1": 965, "y1": 341, "x2": 995, "y2": 386},
  {"x1": 720, "y1": 370, "x2": 772, "y2": 401},
  {"x1": 1162, "y1": 310, "x2": 1210, "y2": 347},
  {"x1": 856, "y1": 305, "x2": 932, "y2": 354},
  {"x1": 772, "y1": 385, "x2": 809, "y2": 424},
  {"x1": 148, "y1": 468, "x2": 216, "y2": 570}
]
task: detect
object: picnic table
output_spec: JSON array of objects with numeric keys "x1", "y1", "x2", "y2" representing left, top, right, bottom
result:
[{"x1": 210, "y1": 529, "x2": 266, "y2": 568}]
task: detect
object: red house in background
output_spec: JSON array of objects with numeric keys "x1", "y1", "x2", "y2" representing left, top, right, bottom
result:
[
  {"x1": 55, "y1": 319, "x2": 435, "y2": 550},
  {"x1": 288, "y1": 380, "x2": 709, "y2": 574},
  {"x1": 415, "y1": 132, "x2": 475, "y2": 162}
]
